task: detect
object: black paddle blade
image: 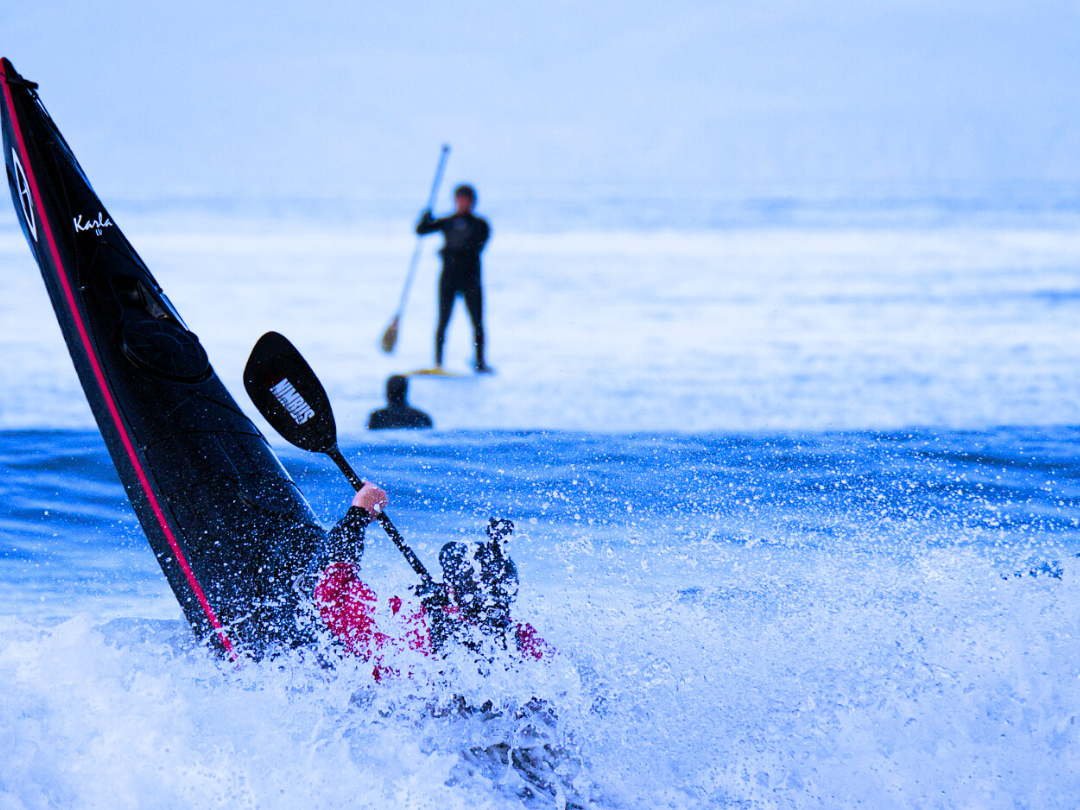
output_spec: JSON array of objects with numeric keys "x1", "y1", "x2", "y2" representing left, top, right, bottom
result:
[{"x1": 244, "y1": 332, "x2": 338, "y2": 454}]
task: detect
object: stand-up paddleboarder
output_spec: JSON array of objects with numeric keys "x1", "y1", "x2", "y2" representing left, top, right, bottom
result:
[{"x1": 416, "y1": 184, "x2": 492, "y2": 373}]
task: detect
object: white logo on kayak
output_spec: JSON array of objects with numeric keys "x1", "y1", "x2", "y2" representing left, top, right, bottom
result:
[
  {"x1": 270, "y1": 378, "x2": 315, "y2": 425},
  {"x1": 73, "y1": 212, "x2": 113, "y2": 235},
  {"x1": 11, "y1": 148, "x2": 37, "y2": 242}
]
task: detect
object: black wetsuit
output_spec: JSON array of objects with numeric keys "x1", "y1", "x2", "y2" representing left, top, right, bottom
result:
[
  {"x1": 313, "y1": 506, "x2": 372, "y2": 572},
  {"x1": 368, "y1": 405, "x2": 433, "y2": 430},
  {"x1": 367, "y1": 375, "x2": 433, "y2": 430},
  {"x1": 416, "y1": 210, "x2": 491, "y2": 368}
]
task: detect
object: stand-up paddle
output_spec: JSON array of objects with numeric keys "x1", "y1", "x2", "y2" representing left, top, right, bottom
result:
[
  {"x1": 244, "y1": 331, "x2": 434, "y2": 585},
  {"x1": 380, "y1": 145, "x2": 451, "y2": 354}
]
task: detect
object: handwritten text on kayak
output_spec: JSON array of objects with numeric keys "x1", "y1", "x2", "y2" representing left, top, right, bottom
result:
[{"x1": 73, "y1": 212, "x2": 113, "y2": 235}]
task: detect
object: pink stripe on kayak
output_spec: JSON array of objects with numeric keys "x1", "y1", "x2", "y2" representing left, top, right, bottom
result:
[{"x1": 0, "y1": 63, "x2": 236, "y2": 657}]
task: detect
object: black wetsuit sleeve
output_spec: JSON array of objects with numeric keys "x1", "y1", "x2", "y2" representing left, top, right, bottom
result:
[
  {"x1": 320, "y1": 505, "x2": 372, "y2": 567},
  {"x1": 416, "y1": 211, "x2": 447, "y2": 236}
]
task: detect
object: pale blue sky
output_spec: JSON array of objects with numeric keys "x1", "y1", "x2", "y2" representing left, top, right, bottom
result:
[{"x1": 3, "y1": 0, "x2": 1079, "y2": 205}]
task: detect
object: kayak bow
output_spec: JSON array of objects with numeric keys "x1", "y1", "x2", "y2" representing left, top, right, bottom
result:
[{"x1": 0, "y1": 58, "x2": 324, "y2": 658}]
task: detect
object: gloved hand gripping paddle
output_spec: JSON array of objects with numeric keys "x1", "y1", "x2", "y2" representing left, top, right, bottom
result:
[{"x1": 243, "y1": 331, "x2": 434, "y2": 586}]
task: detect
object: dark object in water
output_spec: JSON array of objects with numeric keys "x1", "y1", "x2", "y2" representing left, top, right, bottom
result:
[
  {"x1": 1002, "y1": 558, "x2": 1064, "y2": 581},
  {"x1": 439, "y1": 518, "x2": 520, "y2": 632},
  {"x1": 367, "y1": 375, "x2": 433, "y2": 430}
]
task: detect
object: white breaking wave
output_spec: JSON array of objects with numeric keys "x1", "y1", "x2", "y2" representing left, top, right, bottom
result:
[{"x1": 2, "y1": 540, "x2": 1079, "y2": 809}]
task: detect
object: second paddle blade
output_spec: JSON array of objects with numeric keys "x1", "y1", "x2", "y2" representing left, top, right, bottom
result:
[
  {"x1": 244, "y1": 331, "x2": 338, "y2": 454},
  {"x1": 380, "y1": 315, "x2": 399, "y2": 354}
]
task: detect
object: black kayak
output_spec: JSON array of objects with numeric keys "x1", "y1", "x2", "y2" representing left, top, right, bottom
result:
[{"x1": 0, "y1": 58, "x2": 326, "y2": 658}]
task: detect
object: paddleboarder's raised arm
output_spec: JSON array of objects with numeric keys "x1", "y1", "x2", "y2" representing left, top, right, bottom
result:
[{"x1": 415, "y1": 208, "x2": 441, "y2": 235}]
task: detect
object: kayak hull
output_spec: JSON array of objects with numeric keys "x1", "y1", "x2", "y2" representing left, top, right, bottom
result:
[{"x1": 0, "y1": 58, "x2": 324, "y2": 657}]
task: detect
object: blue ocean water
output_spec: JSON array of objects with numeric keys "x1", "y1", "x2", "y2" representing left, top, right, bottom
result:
[{"x1": 2, "y1": 425, "x2": 1080, "y2": 807}]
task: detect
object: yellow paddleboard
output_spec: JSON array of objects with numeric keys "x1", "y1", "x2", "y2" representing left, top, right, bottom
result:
[{"x1": 407, "y1": 367, "x2": 469, "y2": 378}]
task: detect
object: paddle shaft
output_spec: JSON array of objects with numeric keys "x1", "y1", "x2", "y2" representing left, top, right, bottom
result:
[
  {"x1": 391, "y1": 145, "x2": 450, "y2": 320},
  {"x1": 244, "y1": 331, "x2": 436, "y2": 586},
  {"x1": 327, "y1": 447, "x2": 434, "y2": 586}
]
